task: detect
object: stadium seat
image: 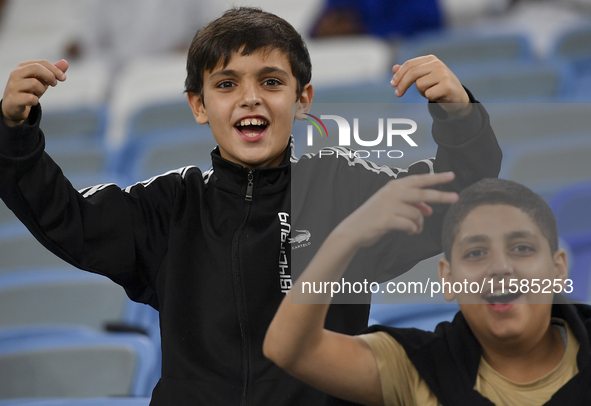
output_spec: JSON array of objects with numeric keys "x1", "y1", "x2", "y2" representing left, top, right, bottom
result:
[
  {"x1": 551, "y1": 182, "x2": 591, "y2": 302},
  {"x1": 125, "y1": 303, "x2": 161, "y2": 393},
  {"x1": 369, "y1": 303, "x2": 460, "y2": 332},
  {"x1": 106, "y1": 54, "x2": 190, "y2": 151},
  {"x1": 552, "y1": 26, "x2": 591, "y2": 75},
  {"x1": 499, "y1": 134, "x2": 591, "y2": 202},
  {"x1": 0, "y1": 330, "x2": 157, "y2": 399},
  {"x1": 0, "y1": 227, "x2": 75, "y2": 272},
  {"x1": 121, "y1": 127, "x2": 215, "y2": 183},
  {"x1": 306, "y1": 36, "x2": 394, "y2": 88},
  {"x1": 0, "y1": 398, "x2": 151, "y2": 406},
  {"x1": 486, "y1": 103, "x2": 591, "y2": 146},
  {"x1": 451, "y1": 60, "x2": 572, "y2": 102},
  {"x1": 312, "y1": 78, "x2": 402, "y2": 104},
  {"x1": 397, "y1": 31, "x2": 533, "y2": 67},
  {"x1": 0, "y1": 202, "x2": 20, "y2": 233},
  {"x1": 0, "y1": 269, "x2": 128, "y2": 330},
  {"x1": 369, "y1": 253, "x2": 458, "y2": 331}
]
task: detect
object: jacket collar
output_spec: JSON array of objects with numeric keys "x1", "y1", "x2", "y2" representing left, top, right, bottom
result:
[{"x1": 207, "y1": 137, "x2": 292, "y2": 198}]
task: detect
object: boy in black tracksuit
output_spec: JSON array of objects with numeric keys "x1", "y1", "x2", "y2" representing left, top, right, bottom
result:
[{"x1": 0, "y1": 7, "x2": 501, "y2": 406}]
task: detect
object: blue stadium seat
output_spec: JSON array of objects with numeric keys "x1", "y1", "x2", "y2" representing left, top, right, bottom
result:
[
  {"x1": 125, "y1": 303, "x2": 161, "y2": 393},
  {"x1": 485, "y1": 103, "x2": 591, "y2": 146},
  {"x1": 499, "y1": 133, "x2": 591, "y2": 202},
  {"x1": 551, "y1": 181, "x2": 591, "y2": 302},
  {"x1": 312, "y1": 77, "x2": 405, "y2": 104},
  {"x1": 397, "y1": 31, "x2": 533, "y2": 67},
  {"x1": 451, "y1": 60, "x2": 573, "y2": 103},
  {"x1": 41, "y1": 106, "x2": 108, "y2": 143},
  {"x1": 119, "y1": 127, "x2": 216, "y2": 183},
  {"x1": 0, "y1": 398, "x2": 150, "y2": 406},
  {"x1": 369, "y1": 303, "x2": 460, "y2": 332},
  {"x1": 0, "y1": 330, "x2": 157, "y2": 399},
  {"x1": 552, "y1": 26, "x2": 591, "y2": 75},
  {"x1": 0, "y1": 269, "x2": 128, "y2": 330},
  {"x1": 0, "y1": 227, "x2": 76, "y2": 272}
]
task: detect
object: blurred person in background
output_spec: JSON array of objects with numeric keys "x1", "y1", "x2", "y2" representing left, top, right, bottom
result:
[
  {"x1": 310, "y1": 0, "x2": 510, "y2": 39},
  {"x1": 311, "y1": 0, "x2": 591, "y2": 57},
  {"x1": 64, "y1": 0, "x2": 220, "y2": 73}
]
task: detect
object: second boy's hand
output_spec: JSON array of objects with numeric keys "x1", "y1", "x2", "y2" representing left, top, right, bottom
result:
[
  {"x1": 390, "y1": 55, "x2": 472, "y2": 117},
  {"x1": 334, "y1": 171, "x2": 459, "y2": 248}
]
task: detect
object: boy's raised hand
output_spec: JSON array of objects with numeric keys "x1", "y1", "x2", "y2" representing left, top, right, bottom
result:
[
  {"x1": 1, "y1": 60, "x2": 68, "y2": 127},
  {"x1": 390, "y1": 55, "x2": 470, "y2": 116},
  {"x1": 336, "y1": 171, "x2": 458, "y2": 248}
]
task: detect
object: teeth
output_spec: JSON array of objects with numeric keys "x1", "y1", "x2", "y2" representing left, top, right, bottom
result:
[
  {"x1": 486, "y1": 290, "x2": 506, "y2": 298},
  {"x1": 237, "y1": 118, "x2": 268, "y2": 127}
]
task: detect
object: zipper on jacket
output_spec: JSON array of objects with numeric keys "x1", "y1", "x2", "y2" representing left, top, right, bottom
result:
[
  {"x1": 232, "y1": 169, "x2": 254, "y2": 405},
  {"x1": 245, "y1": 170, "x2": 254, "y2": 201}
]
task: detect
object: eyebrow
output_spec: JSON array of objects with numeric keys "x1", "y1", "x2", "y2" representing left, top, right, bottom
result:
[
  {"x1": 506, "y1": 230, "x2": 539, "y2": 241},
  {"x1": 257, "y1": 66, "x2": 290, "y2": 78},
  {"x1": 209, "y1": 69, "x2": 239, "y2": 81},
  {"x1": 209, "y1": 66, "x2": 290, "y2": 82},
  {"x1": 458, "y1": 235, "x2": 489, "y2": 246},
  {"x1": 458, "y1": 230, "x2": 539, "y2": 246}
]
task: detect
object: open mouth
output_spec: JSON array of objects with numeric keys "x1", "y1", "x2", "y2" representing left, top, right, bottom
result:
[
  {"x1": 235, "y1": 118, "x2": 269, "y2": 138},
  {"x1": 483, "y1": 290, "x2": 522, "y2": 305}
]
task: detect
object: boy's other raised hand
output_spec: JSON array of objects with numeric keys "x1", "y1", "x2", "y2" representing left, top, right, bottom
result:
[
  {"x1": 390, "y1": 55, "x2": 471, "y2": 116},
  {"x1": 335, "y1": 172, "x2": 458, "y2": 248},
  {"x1": 2, "y1": 60, "x2": 68, "y2": 127}
]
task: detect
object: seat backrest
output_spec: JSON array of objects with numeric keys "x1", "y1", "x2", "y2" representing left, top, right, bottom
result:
[
  {"x1": 500, "y1": 134, "x2": 591, "y2": 201},
  {"x1": 125, "y1": 128, "x2": 216, "y2": 183},
  {"x1": 553, "y1": 26, "x2": 591, "y2": 60},
  {"x1": 0, "y1": 397, "x2": 151, "y2": 406},
  {"x1": 0, "y1": 229, "x2": 74, "y2": 272},
  {"x1": 397, "y1": 31, "x2": 533, "y2": 66},
  {"x1": 551, "y1": 181, "x2": 591, "y2": 248},
  {"x1": 486, "y1": 103, "x2": 591, "y2": 146},
  {"x1": 0, "y1": 331, "x2": 157, "y2": 399},
  {"x1": 0, "y1": 269, "x2": 128, "y2": 330}
]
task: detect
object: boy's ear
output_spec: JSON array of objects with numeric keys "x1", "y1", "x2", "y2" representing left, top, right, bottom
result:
[
  {"x1": 295, "y1": 84, "x2": 314, "y2": 121},
  {"x1": 299, "y1": 83, "x2": 314, "y2": 104},
  {"x1": 438, "y1": 258, "x2": 455, "y2": 302},
  {"x1": 187, "y1": 92, "x2": 209, "y2": 125},
  {"x1": 553, "y1": 248, "x2": 568, "y2": 281}
]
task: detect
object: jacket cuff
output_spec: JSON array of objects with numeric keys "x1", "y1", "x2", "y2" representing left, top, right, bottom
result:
[
  {"x1": 0, "y1": 101, "x2": 43, "y2": 157},
  {"x1": 428, "y1": 86, "x2": 485, "y2": 146}
]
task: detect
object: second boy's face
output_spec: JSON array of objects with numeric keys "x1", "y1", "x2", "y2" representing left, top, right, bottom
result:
[
  {"x1": 439, "y1": 204, "x2": 567, "y2": 345},
  {"x1": 188, "y1": 48, "x2": 312, "y2": 168}
]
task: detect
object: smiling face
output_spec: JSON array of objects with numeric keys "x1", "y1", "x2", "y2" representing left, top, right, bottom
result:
[
  {"x1": 438, "y1": 204, "x2": 568, "y2": 345},
  {"x1": 187, "y1": 48, "x2": 313, "y2": 168}
]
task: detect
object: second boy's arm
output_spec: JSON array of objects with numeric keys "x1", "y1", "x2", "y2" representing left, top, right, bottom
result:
[{"x1": 264, "y1": 172, "x2": 458, "y2": 405}]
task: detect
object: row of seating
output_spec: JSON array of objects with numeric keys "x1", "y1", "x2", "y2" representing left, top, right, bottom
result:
[
  {"x1": 0, "y1": 267, "x2": 161, "y2": 401},
  {"x1": 0, "y1": 399, "x2": 150, "y2": 406}
]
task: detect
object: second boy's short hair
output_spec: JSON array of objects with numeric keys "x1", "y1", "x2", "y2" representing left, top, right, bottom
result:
[
  {"x1": 442, "y1": 178, "x2": 559, "y2": 260},
  {"x1": 185, "y1": 7, "x2": 312, "y2": 100}
]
